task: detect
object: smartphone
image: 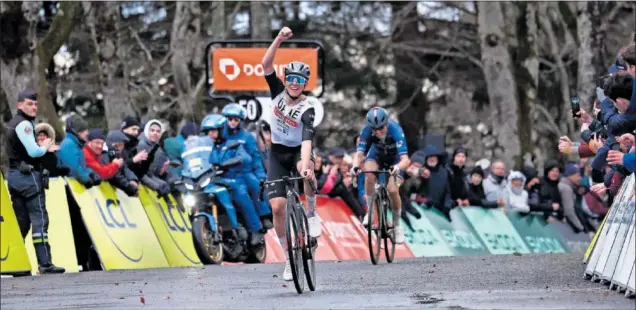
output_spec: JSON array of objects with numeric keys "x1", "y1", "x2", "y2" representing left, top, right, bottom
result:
[{"x1": 570, "y1": 96, "x2": 581, "y2": 118}]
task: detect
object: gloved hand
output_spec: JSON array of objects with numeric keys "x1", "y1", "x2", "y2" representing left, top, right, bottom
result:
[
  {"x1": 596, "y1": 87, "x2": 607, "y2": 103},
  {"x1": 82, "y1": 178, "x2": 94, "y2": 189},
  {"x1": 58, "y1": 166, "x2": 71, "y2": 177},
  {"x1": 389, "y1": 165, "x2": 401, "y2": 176},
  {"x1": 123, "y1": 183, "x2": 138, "y2": 197},
  {"x1": 349, "y1": 166, "x2": 360, "y2": 177},
  {"x1": 89, "y1": 173, "x2": 102, "y2": 186}
]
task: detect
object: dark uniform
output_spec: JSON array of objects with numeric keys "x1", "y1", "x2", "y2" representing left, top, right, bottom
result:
[{"x1": 5, "y1": 89, "x2": 64, "y2": 274}]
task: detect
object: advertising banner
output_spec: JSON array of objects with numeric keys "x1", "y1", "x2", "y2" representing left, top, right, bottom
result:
[
  {"x1": 0, "y1": 173, "x2": 31, "y2": 275},
  {"x1": 458, "y1": 207, "x2": 530, "y2": 255},
  {"x1": 506, "y1": 212, "x2": 567, "y2": 253},
  {"x1": 211, "y1": 48, "x2": 318, "y2": 91}
]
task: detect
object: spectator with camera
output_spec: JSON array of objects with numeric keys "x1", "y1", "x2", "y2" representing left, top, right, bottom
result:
[
  {"x1": 557, "y1": 162, "x2": 595, "y2": 234},
  {"x1": 314, "y1": 148, "x2": 365, "y2": 219},
  {"x1": 119, "y1": 116, "x2": 154, "y2": 179},
  {"x1": 58, "y1": 115, "x2": 101, "y2": 188},
  {"x1": 520, "y1": 165, "x2": 558, "y2": 215}
]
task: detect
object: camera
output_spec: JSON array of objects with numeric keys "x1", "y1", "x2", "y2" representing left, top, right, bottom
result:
[{"x1": 570, "y1": 96, "x2": 580, "y2": 118}]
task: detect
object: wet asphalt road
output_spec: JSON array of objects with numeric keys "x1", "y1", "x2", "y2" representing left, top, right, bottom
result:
[{"x1": 1, "y1": 253, "x2": 634, "y2": 309}]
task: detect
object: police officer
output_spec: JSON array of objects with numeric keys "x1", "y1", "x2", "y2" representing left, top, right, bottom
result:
[{"x1": 6, "y1": 88, "x2": 65, "y2": 274}]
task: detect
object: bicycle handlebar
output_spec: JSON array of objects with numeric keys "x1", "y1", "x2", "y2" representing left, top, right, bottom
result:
[
  {"x1": 352, "y1": 169, "x2": 398, "y2": 188},
  {"x1": 258, "y1": 175, "x2": 318, "y2": 201}
]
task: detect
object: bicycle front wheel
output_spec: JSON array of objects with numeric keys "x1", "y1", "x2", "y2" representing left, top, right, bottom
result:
[
  {"x1": 367, "y1": 194, "x2": 382, "y2": 265},
  {"x1": 383, "y1": 197, "x2": 396, "y2": 263},
  {"x1": 286, "y1": 205, "x2": 304, "y2": 294},
  {"x1": 300, "y1": 206, "x2": 317, "y2": 291}
]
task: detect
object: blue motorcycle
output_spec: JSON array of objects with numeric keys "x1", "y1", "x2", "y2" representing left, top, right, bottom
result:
[{"x1": 176, "y1": 137, "x2": 266, "y2": 264}]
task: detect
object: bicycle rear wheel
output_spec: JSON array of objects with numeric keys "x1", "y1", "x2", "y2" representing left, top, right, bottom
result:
[
  {"x1": 300, "y1": 206, "x2": 317, "y2": 291},
  {"x1": 285, "y1": 204, "x2": 304, "y2": 294},
  {"x1": 367, "y1": 194, "x2": 382, "y2": 265},
  {"x1": 383, "y1": 196, "x2": 396, "y2": 263}
]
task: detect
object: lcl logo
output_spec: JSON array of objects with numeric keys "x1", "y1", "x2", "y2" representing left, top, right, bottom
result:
[
  {"x1": 159, "y1": 200, "x2": 191, "y2": 233},
  {"x1": 96, "y1": 199, "x2": 137, "y2": 229}
]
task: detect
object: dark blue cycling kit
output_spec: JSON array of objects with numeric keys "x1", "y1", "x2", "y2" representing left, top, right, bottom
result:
[{"x1": 357, "y1": 120, "x2": 408, "y2": 168}]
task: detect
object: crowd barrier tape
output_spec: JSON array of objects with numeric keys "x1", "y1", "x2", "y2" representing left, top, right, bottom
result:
[
  {"x1": 24, "y1": 178, "x2": 79, "y2": 274},
  {"x1": 67, "y1": 179, "x2": 170, "y2": 270},
  {"x1": 0, "y1": 173, "x2": 31, "y2": 275},
  {"x1": 137, "y1": 186, "x2": 202, "y2": 268},
  {"x1": 583, "y1": 173, "x2": 635, "y2": 298}
]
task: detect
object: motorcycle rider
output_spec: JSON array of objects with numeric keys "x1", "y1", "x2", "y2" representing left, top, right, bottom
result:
[
  {"x1": 201, "y1": 114, "x2": 265, "y2": 247},
  {"x1": 222, "y1": 103, "x2": 274, "y2": 230}
]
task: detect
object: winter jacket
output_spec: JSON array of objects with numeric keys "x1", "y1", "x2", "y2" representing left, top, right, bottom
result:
[
  {"x1": 448, "y1": 164, "x2": 468, "y2": 201},
  {"x1": 505, "y1": 171, "x2": 530, "y2": 213},
  {"x1": 34, "y1": 123, "x2": 70, "y2": 178},
  {"x1": 83, "y1": 146, "x2": 120, "y2": 180},
  {"x1": 482, "y1": 173, "x2": 507, "y2": 205},
  {"x1": 413, "y1": 145, "x2": 453, "y2": 213},
  {"x1": 223, "y1": 125, "x2": 267, "y2": 180},
  {"x1": 163, "y1": 134, "x2": 186, "y2": 177},
  {"x1": 59, "y1": 132, "x2": 94, "y2": 185}
]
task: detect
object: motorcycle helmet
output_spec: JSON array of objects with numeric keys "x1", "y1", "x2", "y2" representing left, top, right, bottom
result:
[
  {"x1": 366, "y1": 107, "x2": 389, "y2": 129},
  {"x1": 200, "y1": 114, "x2": 226, "y2": 134},
  {"x1": 222, "y1": 103, "x2": 246, "y2": 120}
]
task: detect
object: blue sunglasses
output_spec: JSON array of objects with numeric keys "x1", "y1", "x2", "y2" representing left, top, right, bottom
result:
[{"x1": 285, "y1": 75, "x2": 307, "y2": 85}]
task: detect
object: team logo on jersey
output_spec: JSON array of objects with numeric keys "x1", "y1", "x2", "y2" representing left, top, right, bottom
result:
[
  {"x1": 396, "y1": 141, "x2": 403, "y2": 148},
  {"x1": 24, "y1": 126, "x2": 31, "y2": 134}
]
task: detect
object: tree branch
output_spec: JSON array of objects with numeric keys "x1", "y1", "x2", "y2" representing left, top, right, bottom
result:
[
  {"x1": 534, "y1": 104, "x2": 563, "y2": 137},
  {"x1": 130, "y1": 27, "x2": 153, "y2": 62}
]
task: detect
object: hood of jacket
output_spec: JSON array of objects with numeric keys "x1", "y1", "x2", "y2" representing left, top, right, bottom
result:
[
  {"x1": 35, "y1": 122, "x2": 55, "y2": 141},
  {"x1": 507, "y1": 170, "x2": 527, "y2": 195},
  {"x1": 421, "y1": 144, "x2": 448, "y2": 170},
  {"x1": 143, "y1": 119, "x2": 165, "y2": 142}
]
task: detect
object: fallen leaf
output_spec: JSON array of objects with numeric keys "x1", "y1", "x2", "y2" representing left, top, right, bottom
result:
[
  {"x1": 428, "y1": 270, "x2": 434, "y2": 274},
  {"x1": 114, "y1": 282, "x2": 119, "y2": 286},
  {"x1": 545, "y1": 286, "x2": 549, "y2": 289},
  {"x1": 140, "y1": 296, "x2": 146, "y2": 305},
  {"x1": 144, "y1": 282, "x2": 148, "y2": 285},
  {"x1": 513, "y1": 280, "x2": 518, "y2": 284},
  {"x1": 118, "y1": 297, "x2": 125, "y2": 300},
  {"x1": 139, "y1": 290, "x2": 143, "y2": 294},
  {"x1": 272, "y1": 275, "x2": 278, "y2": 278},
  {"x1": 162, "y1": 296, "x2": 171, "y2": 300},
  {"x1": 282, "y1": 284, "x2": 287, "y2": 288},
  {"x1": 432, "y1": 264, "x2": 436, "y2": 268},
  {"x1": 513, "y1": 252, "x2": 522, "y2": 256}
]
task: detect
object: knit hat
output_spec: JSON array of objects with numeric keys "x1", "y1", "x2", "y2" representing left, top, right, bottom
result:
[
  {"x1": 105, "y1": 130, "x2": 129, "y2": 145},
  {"x1": 328, "y1": 147, "x2": 346, "y2": 158},
  {"x1": 87, "y1": 129, "x2": 106, "y2": 141},
  {"x1": 563, "y1": 162, "x2": 581, "y2": 177},
  {"x1": 452, "y1": 146, "x2": 467, "y2": 158},
  {"x1": 65, "y1": 115, "x2": 89, "y2": 134},
  {"x1": 121, "y1": 116, "x2": 141, "y2": 130},
  {"x1": 470, "y1": 166, "x2": 484, "y2": 178},
  {"x1": 410, "y1": 150, "x2": 426, "y2": 165},
  {"x1": 180, "y1": 122, "x2": 199, "y2": 138},
  {"x1": 521, "y1": 165, "x2": 538, "y2": 180}
]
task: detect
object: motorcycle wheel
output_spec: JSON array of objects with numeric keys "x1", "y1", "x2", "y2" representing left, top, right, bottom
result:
[
  {"x1": 245, "y1": 244, "x2": 267, "y2": 264},
  {"x1": 192, "y1": 217, "x2": 223, "y2": 265}
]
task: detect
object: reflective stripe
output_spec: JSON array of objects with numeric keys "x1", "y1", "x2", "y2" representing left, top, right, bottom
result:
[
  {"x1": 31, "y1": 232, "x2": 48, "y2": 238},
  {"x1": 30, "y1": 172, "x2": 49, "y2": 258},
  {"x1": 33, "y1": 238, "x2": 49, "y2": 244},
  {"x1": 181, "y1": 146, "x2": 213, "y2": 158}
]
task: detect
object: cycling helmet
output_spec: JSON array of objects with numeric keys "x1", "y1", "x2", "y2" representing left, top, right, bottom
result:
[
  {"x1": 200, "y1": 114, "x2": 227, "y2": 133},
  {"x1": 284, "y1": 61, "x2": 310, "y2": 79},
  {"x1": 222, "y1": 103, "x2": 246, "y2": 120},
  {"x1": 366, "y1": 107, "x2": 389, "y2": 129}
]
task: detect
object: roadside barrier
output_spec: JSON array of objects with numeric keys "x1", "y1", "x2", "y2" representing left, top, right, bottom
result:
[
  {"x1": 583, "y1": 173, "x2": 635, "y2": 298},
  {"x1": 1, "y1": 173, "x2": 604, "y2": 276}
]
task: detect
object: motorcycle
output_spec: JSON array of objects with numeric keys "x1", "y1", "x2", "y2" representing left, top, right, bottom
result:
[{"x1": 175, "y1": 136, "x2": 266, "y2": 264}]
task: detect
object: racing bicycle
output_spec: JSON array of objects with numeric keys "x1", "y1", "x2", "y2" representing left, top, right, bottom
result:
[
  {"x1": 260, "y1": 172, "x2": 318, "y2": 294},
  {"x1": 354, "y1": 170, "x2": 396, "y2": 265}
]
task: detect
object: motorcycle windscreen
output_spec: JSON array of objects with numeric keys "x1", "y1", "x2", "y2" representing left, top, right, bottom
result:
[{"x1": 181, "y1": 136, "x2": 214, "y2": 180}]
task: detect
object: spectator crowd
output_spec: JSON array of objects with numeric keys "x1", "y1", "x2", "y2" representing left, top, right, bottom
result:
[{"x1": 6, "y1": 40, "x2": 635, "y2": 273}]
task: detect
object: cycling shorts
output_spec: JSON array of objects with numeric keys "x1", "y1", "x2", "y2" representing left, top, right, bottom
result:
[
  {"x1": 266, "y1": 143, "x2": 315, "y2": 199},
  {"x1": 364, "y1": 145, "x2": 405, "y2": 180}
]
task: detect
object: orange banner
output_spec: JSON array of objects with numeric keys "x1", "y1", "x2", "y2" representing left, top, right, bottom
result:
[{"x1": 211, "y1": 48, "x2": 318, "y2": 92}]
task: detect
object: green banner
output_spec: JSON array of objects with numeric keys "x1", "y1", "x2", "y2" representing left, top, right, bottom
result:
[
  {"x1": 401, "y1": 206, "x2": 455, "y2": 257},
  {"x1": 419, "y1": 205, "x2": 490, "y2": 256},
  {"x1": 506, "y1": 212, "x2": 568, "y2": 253},
  {"x1": 458, "y1": 207, "x2": 530, "y2": 254}
]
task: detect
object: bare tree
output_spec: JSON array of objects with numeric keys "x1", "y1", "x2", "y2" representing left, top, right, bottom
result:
[
  {"x1": 250, "y1": 2, "x2": 271, "y2": 39},
  {"x1": 477, "y1": 1, "x2": 521, "y2": 168}
]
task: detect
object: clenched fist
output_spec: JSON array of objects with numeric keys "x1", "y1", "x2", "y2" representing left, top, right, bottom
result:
[{"x1": 277, "y1": 27, "x2": 293, "y2": 41}]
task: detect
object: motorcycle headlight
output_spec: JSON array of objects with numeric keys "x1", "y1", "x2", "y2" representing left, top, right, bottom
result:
[
  {"x1": 199, "y1": 177, "x2": 211, "y2": 188},
  {"x1": 183, "y1": 194, "x2": 196, "y2": 208}
]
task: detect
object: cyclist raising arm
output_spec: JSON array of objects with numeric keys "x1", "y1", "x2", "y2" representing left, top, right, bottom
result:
[
  {"x1": 351, "y1": 107, "x2": 410, "y2": 244},
  {"x1": 261, "y1": 26, "x2": 321, "y2": 281}
]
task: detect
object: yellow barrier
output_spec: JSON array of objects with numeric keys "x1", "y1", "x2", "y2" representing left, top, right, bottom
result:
[
  {"x1": 66, "y1": 179, "x2": 169, "y2": 270},
  {"x1": 24, "y1": 178, "x2": 79, "y2": 274},
  {"x1": 584, "y1": 212, "x2": 609, "y2": 263},
  {"x1": 137, "y1": 186, "x2": 202, "y2": 267},
  {"x1": 0, "y1": 173, "x2": 32, "y2": 275}
]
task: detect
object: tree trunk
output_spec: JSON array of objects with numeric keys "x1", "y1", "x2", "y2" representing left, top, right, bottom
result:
[
  {"x1": 576, "y1": 2, "x2": 595, "y2": 109},
  {"x1": 514, "y1": 2, "x2": 539, "y2": 169},
  {"x1": 171, "y1": 1, "x2": 201, "y2": 123},
  {"x1": 392, "y1": 2, "x2": 428, "y2": 154},
  {"x1": 477, "y1": 1, "x2": 521, "y2": 169},
  {"x1": 250, "y1": 2, "x2": 270, "y2": 39},
  {"x1": 35, "y1": 1, "x2": 81, "y2": 137}
]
